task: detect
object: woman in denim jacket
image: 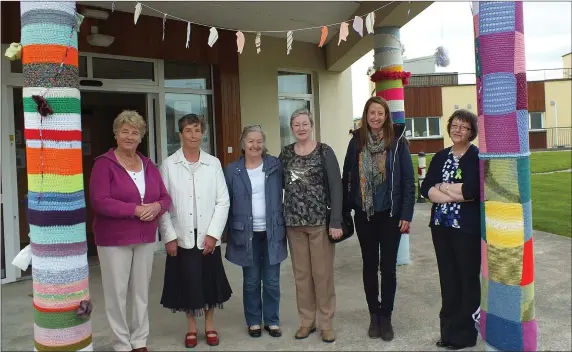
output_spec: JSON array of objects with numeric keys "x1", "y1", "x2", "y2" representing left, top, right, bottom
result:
[{"x1": 224, "y1": 125, "x2": 288, "y2": 338}]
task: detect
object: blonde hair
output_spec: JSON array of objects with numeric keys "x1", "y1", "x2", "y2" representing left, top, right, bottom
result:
[{"x1": 113, "y1": 110, "x2": 147, "y2": 137}]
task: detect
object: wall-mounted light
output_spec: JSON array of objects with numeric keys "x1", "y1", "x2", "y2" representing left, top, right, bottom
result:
[
  {"x1": 467, "y1": 104, "x2": 472, "y2": 109},
  {"x1": 454, "y1": 104, "x2": 459, "y2": 109}
]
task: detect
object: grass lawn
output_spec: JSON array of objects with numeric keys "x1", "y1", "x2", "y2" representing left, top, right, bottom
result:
[
  {"x1": 529, "y1": 150, "x2": 572, "y2": 174},
  {"x1": 531, "y1": 172, "x2": 572, "y2": 237}
]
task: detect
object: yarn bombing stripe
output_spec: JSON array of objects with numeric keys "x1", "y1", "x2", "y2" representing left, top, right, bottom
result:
[
  {"x1": 474, "y1": 2, "x2": 536, "y2": 351},
  {"x1": 21, "y1": 1, "x2": 92, "y2": 351}
]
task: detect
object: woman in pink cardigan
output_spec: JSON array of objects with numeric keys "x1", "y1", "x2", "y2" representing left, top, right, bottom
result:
[{"x1": 89, "y1": 110, "x2": 171, "y2": 352}]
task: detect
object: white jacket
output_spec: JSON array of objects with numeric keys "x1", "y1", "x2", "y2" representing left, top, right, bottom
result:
[{"x1": 158, "y1": 149, "x2": 230, "y2": 249}]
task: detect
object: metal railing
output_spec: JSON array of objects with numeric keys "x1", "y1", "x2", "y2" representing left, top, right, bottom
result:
[
  {"x1": 407, "y1": 68, "x2": 572, "y2": 87},
  {"x1": 546, "y1": 127, "x2": 572, "y2": 149}
]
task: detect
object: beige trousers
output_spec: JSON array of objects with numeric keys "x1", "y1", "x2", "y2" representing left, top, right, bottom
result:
[
  {"x1": 287, "y1": 225, "x2": 336, "y2": 330},
  {"x1": 98, "y1": 243, "x2": 155, "y2": 351}
]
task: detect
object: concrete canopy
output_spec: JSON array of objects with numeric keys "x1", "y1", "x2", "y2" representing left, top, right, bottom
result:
[{"x1": 80, "y1": 1, "x2": 431, "y2": 72}]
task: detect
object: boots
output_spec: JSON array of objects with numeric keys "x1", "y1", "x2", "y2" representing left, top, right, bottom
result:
[
  {"x1": 379, "y1": 316, "x2": 395, "y2": 341},
  {"x1": 368, "y1": 313, "x2": 381, "y2": 339}
]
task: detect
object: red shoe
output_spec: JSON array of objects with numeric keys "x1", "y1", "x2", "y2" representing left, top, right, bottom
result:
[
  {"x1": 185, "y1": 332, "x2": 198, "y2": 348},
  {"x1": 132, "y1": 348, "x2": 148, "y2": 352},
  {"x1": 205, "y1": 330, "x2": 219, "y2": 346}
]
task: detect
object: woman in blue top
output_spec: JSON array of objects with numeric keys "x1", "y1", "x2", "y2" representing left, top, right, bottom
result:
[
  {"x1": 342, "y1": 96, "x2": 415, "y2": 342},
  {"x1": 420, "y1": 109, "x2": 481, "y2": 350},
  {"x1": 224, "y1": 125, "x2": 288, "y2": 338}
]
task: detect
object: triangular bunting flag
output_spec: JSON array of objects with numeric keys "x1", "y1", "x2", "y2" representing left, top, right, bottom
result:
[
  {"x1": 353, "y1": 16, "x2": 363, "y2": 37},
  {"x1": 208, "y1": 27, "x2": 218, "y2": 47},
  {"x1": 111, "y1": 1, "x2": 115, "y2": 12},
  {"x1": 338, "y1": 22, "x2": 349, "y2": 45},
  {"x1": 318, "y1": 26, "x2": 328, "y2": 47},
  {"x1": 162, "y1": 14, "x2": 167, "y2": 41},
  {"x1": 255, "y1": 32, "x2": 262, "y2": 54},
  {"x1": 236, "y1": 31, "x2": 245, "y2": 54},
  {"x1": 186, "y1": 22, "x2": 191, "y2": 48},
  {"x1": 286, "y1": 31, "x2": 293, "y2": 55},
  {"x1": 365, "y1": 12, "x2": 375, "y2": 34},
  {"x1": 134, "y1": 3, "x2": 142, "y2": 25}
]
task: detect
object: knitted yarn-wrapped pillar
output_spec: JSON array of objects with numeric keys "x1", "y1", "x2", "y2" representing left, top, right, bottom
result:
[
  {"x1": 370, "y1": 26, "x2": 412, "y2": 265},
  {"x1": 472, "y1": 2, "x2": 537, "y2": 351},
  {"x1": 21, "y1": 1, "x2": 93, "y2": 351}
]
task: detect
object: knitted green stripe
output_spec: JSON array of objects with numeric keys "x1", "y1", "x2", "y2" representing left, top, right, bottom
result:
[
  {"x1": 375, "y1": 79, "x2": 403, "y2": 91},
  {"x1": 34, "y1": 309, "x2": 86, "y2": 329},
  {"x1": 517, "y1": 157, "x2": 531, "y2": 203},
  {"x1": 23, "y1": 97, "x2": 80, "y2": 114},
  {"x1": 35, "y1": 335, "x2": 92, "y2": 351},
  {"x1": 35, "y1": 290, "x2": 88, "y2": 301}
]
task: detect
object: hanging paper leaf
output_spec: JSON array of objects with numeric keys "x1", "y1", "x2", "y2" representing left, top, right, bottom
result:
[
  {"x1": 255, "y1": 32, "x2": 262, "y2": 54},
  {"x1": 365, "y1": 12, "x2": 375, "y2": 34},
  {"x1": 75, "y1": 13, "x2": 84, "y2": 32},
  {"x1": 407, "y1": 1, "x2": 411, "y2": 16},
  {"x1": 208, "y1": 27, "x2": 218, "y2": 47},
  {"x1": 236, "y1": 31, "x2": 245, "y2": 54},
  {"x1": 338, "y1": 22, "x2": 349, "y2": 45},
  {"x1": 4, "y1": 43, "x2": 22, "y2": 61},
  {"x1": 318, "y1": 26, "x2": 328, "y2": 48},
  {"x1": 286, "y1": 31, "x2": 293, "y2": 55},
  {"x1": 186, "y1": 22, "x2": 191, "y2": 48},
  {"x1": 162, "y1": 14, "x2": 167, "y2": 41},
  {"x1": 134, "y1": 3, "x2": 142, "y2": 25},
  {"x1": 111, "y1": 1, "x2": 115, "y2": 12},
  {"x1": 353, "y1": 16, "x2": 363, "y2": 37}
]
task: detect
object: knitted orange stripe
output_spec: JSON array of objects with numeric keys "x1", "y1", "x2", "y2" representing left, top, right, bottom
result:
[
  {"x1": 380, "y1": 65, "x2": 403, "y2": 72},
  {"x1": 34, "y1": 302, "x2": 77, "y2": 313},
  {"x1": 22, "y1": 44, "x2": 78, "y2": 67},
  {"x1": 26, "y1": 147, "x2": 83, "y2": 175}
]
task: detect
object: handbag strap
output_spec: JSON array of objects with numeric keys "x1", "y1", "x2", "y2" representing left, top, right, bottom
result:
[{"x1": 319, "y1": 143, "x2": 331, "y2": 208}]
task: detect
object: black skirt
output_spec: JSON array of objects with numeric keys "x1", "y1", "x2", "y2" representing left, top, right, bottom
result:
[{"x1": 160, "y1": 231, "x2": 232, "y2": 316}]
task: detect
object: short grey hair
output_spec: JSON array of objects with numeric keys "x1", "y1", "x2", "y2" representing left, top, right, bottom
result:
[
  {"x1": 290, "y1": 108, "x2": 314, "y2": 128},
  {"x1": 240, "y1": 125, "x2": 268, "y2": 155}
]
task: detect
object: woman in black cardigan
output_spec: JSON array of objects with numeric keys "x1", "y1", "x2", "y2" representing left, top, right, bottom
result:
[{"x1": 420, "y1": 109, "x2": 481, "y2": 350}]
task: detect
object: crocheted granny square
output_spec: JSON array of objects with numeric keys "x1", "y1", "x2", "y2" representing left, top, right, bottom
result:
[
  {"x1": 487, "y1": 243, "x2": 523, "y2": 285},
  {"x1": 485, "y1": 201, "x2": 525, "y2": 248},
  {"x1": 484, "y1": 159, "x2": 520, "y2": 203},
  {"x1": 516, "y1": 157, "x2": 531, "y2": 203},
  {"x1": 515, "y1": 72, "x2": 528, "y2": 110},
  {"x1": 522, "y1": 319, "x2": 538, "y2": 351},
  {"x1": 483, "y1": 73, "x2": 517, "y2": 115},
  {"x1": 480, "y1": 33, "x2": 516, "y2": 75},
  {"x1": 514, "y1": 32, "x2": 526, "y2": 74},
  {"x1": 515, "y1": 1, "x2": 524, "y2": 34},
  {"x1": 479, "y1": 1, "x2": 516, "y2": 35},
  {"x1": 478, "y1": 115, "x2": 487, "y2": 152},
  {"x1": 486, "y1": 312, "x2": 523, "y2": 351},
  {"x1": 488, "y1": 281, "x2": 521, "y2": 322},
  {"x1": 520, "y1": 281, "x2": 535, "y2": 321},
  {"x1": 522, "y1": 201, "x2": 533, "y2": 242},
  {"x1": 483, "y1": 112, "x2": 520, "y2": 153},
  {"x1": 521, "y1": 238, "x2": 534, "y2": 286}
]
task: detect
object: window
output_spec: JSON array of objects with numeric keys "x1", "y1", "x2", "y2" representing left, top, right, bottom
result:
[
  {"x1": 529, "y1": 112, "x2": 543, "y2": 130},
  {"x1": 164, "y1": 62, "x2": 214, "y2": 156},
  {"x1": 405, "y1": 117, "x2": 441, "y2": 138},
  {"x1": 92, "y1": 57, "x2": 155, "y2": 81},
  {"x1": 278, "y1": 71, "x2": 313, "y2": 148}
]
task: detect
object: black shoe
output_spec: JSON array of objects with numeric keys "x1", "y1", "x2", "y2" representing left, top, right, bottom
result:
[
  {"x1": 264, "y1": 325, "x2": 282, "y2": 338},
  {"x1": 248, "y1": 326, "x2": 262, "y2": 338},
  {"x1": 379, "y1": 316, "x2": 394, "y2": 341},
  {"x1": 368, "y1": 313, "x2": 381, "y2": 339},
  {"x1": 436, "y1": 340, "x2": 450, "y2": 348},
  {"x1": 446, "y1": 342, "x2": 476, "y2": 350}
]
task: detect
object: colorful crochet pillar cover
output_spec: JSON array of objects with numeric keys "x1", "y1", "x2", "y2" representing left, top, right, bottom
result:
[
  {"x1": 369, "y1": 26, "x2": 411, "y2": 125},
  {"x1": 21, "y1": 1, "x2": 93, "y2": 351},
  {"x1": 472, "y1": 2, "x2": 537, "y2": 351}
]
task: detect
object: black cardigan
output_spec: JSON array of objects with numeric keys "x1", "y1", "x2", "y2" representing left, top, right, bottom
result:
[{"x1": 420, "y1": 144, "x2": 481, "y2": 235}]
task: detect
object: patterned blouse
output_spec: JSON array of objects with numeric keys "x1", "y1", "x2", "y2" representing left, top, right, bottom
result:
[
  {"x1": 279, "y1": 143, "x2": 328, "y2": 227},
  {"x1": 433, "y1": 150, "x2": 462, "y2": 229}
]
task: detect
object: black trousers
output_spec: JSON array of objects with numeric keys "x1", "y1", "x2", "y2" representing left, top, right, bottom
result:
[
  {"x1": 431, "y1": 225, "x2": 481, "y2": 346},
  {"x1": 354, "y1": 210, "x2": 402, "y2": 317}
]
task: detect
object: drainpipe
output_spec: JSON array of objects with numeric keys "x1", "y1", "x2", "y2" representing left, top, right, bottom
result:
[
  {"x1": 21, "y1": 1, "x2": 93, "y2": 350},
  {"x1": 550, "y1": 100, "x2": 558, "y2": 147},
  {"x1": 473, "y1": 2, "x2": 536, "y2": 351},
  {"x1": 371, "y1": 26, "x2": 411, "y2": 265}
]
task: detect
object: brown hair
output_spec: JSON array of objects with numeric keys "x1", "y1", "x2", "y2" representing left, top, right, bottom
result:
[
  {"x1": 178, "y1": 114, "x2": 205, "y2": 133},
  {"x1": 357, "y1": 96, "x2": 394, "y2": 152},
  {"x1": 446, "y1": 109, "x2": 478, "y2": 142}
]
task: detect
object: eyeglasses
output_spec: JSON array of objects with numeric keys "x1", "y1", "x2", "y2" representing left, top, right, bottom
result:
[{"x1": 450, "y1": 124, "x2": 471, "y2": 132}]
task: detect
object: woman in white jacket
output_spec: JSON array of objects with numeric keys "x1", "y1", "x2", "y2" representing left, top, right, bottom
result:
[{"x1": 158, "y1": 114, "x2": 231, "y2": 348}]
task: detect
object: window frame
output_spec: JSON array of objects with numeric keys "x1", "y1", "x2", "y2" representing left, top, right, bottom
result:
[
  {"x1": 405, "y1": 117, "x2": 442, "y2": 139},
  {"x1": 528, "y1": 112, "x2": 544, "y2": 131},
  {"x1": 277, "y1": 69, "x2": 315, "y2": 148}
]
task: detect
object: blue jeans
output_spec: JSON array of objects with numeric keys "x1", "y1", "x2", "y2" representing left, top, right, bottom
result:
[{"x1": 242, "y1": 231, "x2": 281, "y2": 327}]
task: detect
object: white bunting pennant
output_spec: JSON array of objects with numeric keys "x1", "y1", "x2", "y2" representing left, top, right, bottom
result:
[
  {"x1": 186, "y1": 22, "x2": 191, "y2": 48},
  {"x1": 353, "y1": 16, "x2": 364, "y2": 37},
  {"x1": 255, "y1": 32, "x2": 262, "y2": 54},
  {"x1": 162, "y1": 14, "x2": 167, "y2": 41},
  {"x1": 208, "y1": 27, "x2": 218, "y2": 47},
  {"x1": 286, "y1": 31, "x2": 293, "y2": 55},
  {"x1": 134, "y1": 2, "x2": 142, "y2": 25},
  {"x1": 236, "y1": 31, "x2": 245, "y2": 54},
  {"x1": 338, "y1": 22, "x2": 349, "y2": 45},
  {"x1": 365, "y1": 12, "x2": 375, "y2": 34},
  {"x1": 111, "y1": 1, "x2": 115, "y2": 12}
]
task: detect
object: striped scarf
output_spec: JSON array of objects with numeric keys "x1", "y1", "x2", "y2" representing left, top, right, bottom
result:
[{"x1": 359, "y1": 132, "x2": 387, "y2": 218}]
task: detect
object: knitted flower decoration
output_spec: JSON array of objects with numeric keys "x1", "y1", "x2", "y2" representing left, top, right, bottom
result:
[
  {"x1": 32, "y1": 95, "x2": 53, "y2": 117},
  {"x1": 77, "y1": 300, "x2": 93, "y2": 319}
]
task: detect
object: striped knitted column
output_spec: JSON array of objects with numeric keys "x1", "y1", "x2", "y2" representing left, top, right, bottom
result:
[
  {"x1": 472, "y1": 2, "x2": 537, "y2": 351},
  {"x1": 21, "y1": 1, "x2": 93, "y2": 351},
  {"x1": 370, "y1": 26, "x2": 412, "y2": 265}
]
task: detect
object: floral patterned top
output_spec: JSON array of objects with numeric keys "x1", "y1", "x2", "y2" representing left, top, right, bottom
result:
[{"x1": 433, "y1": 150, "x2": 462, "y2": 229}]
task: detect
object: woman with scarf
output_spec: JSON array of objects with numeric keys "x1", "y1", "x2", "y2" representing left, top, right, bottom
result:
[{"x1": 342, "y1": 96, "x2": 415, "y2": 342}]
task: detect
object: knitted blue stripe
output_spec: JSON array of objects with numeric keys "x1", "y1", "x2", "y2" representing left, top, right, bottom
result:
[
  {"x1": 479, "y1": 1, "x2": 516, "y2": 35},
  {"x1": 28, "y1": 191, "x2": 86, "y2": 211},
  {"x1": 30, "y1": 224, "x2": 86, "y2": 245},
  {"x1": 523, "y1": 201, "x2": 533, "y2": 242},
  {"x1": 21, "y1": 23, "x2": 78, "y2": 46},
  {"x1": 483, "y1": 73, "x2": 517, "y2": 115},
  {"x1": 487, "y1": 281, "x2": 522, "y2": 323},
  {"x1": 516, "y1": 109, "x2": 530, "y2": 154}
]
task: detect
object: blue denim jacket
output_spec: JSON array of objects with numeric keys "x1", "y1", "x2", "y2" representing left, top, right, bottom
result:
[{"x1": 224, "y1": 155, "x2": 288, "y2": 267}]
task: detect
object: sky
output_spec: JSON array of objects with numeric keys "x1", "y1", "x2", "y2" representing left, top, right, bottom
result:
[{"x1": 351, "y1": 1, "x2": 572, "y2": 117}]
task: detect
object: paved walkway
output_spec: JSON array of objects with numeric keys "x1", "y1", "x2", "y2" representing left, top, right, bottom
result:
[{"x1": 1, "y1": 203, "x2": 571, "y2": 351}]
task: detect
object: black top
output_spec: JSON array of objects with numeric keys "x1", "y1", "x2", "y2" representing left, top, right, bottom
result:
[{"x1": 420, "y1": 144, "x2": 481, "y2": 235}]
